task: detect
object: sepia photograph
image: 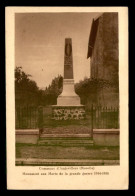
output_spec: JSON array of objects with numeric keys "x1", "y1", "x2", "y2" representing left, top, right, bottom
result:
[
  {"x1": 15, "y1": 11, "x2": 119, "y2": 166},
  {"x1": 6, "y1": 7, "x2": 128, "y2": 189}
]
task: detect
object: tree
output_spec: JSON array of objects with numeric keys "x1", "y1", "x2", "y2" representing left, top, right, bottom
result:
[
  {"x1": 75, "y1": 77, "x2": 119, "y2": 108},
  {"x1": 15, "y1": 66, "x2": 38, "y2": 92},
  {"x1": 15, "y1": 67, "x2": 39, "y2": 106},
  {"x1": 44, "y1": 75, "x2": 63, "y2": 105}
]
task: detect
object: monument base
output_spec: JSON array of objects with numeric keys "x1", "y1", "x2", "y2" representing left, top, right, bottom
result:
[
  {"x1": 57, "y1": 79, "x2": 80, "y2": 106},
  {"x1": 57, "y1": 96, "x2": 80, "y2": 106},
  {"x1": 54, "y1": 79, "x2": 85, "y2": 120},
  {"x1": 52, "y1": 105, "x2": 86, "y2": 120}
]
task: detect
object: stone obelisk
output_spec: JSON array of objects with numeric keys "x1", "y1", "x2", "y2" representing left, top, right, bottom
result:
[
  {"x1": 52, "y1": 38, "x2": 85, "y2": 120},
  {"x1": 57, "y1": 38, "x2": 80, "y2": 105}
]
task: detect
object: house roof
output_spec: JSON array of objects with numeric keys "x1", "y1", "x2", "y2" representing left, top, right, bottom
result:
[{"x1": 87, "y1": 18, "x2": 99, "y2": 58}]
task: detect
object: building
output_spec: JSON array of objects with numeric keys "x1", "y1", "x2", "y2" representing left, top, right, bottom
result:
[{"x1": 87, "y1": 13, "x2": 119, "y2": 107}]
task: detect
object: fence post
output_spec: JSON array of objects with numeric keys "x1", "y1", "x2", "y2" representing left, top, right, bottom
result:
[
  {"x1": 91, "y1": 104, "x2": 93, "y2": 139},
  {"x1": 38, "y1": 106, "x2": 43, "y2": 129},
  {"x1": 117, "y1": 107, "x2": 119, "y2": 128}
]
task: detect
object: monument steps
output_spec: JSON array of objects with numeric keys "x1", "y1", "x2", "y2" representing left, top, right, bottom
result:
[
  {"x1": 40, "y1": 134, "x2": 91, "y2": 138},
  {"x1": 38, "y1": 134, "x2": 94, "y2": 146}
]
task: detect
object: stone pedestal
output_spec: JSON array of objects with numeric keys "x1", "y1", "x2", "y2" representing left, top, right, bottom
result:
[
  {"x1": 52, "y1": 105, "x2": 85, "y2": 120},
  {"x1": 55, "y1": 78, "x2": 85, "y2": 120},
  {"x1": 57, "y1": 79, "x2": 80, "y2": 106}
]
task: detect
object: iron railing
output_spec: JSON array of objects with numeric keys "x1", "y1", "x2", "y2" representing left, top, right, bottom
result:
[
  {"x1": 15, "y1": 105, "x2": 119, "y2": 129},
  {"x1": 15, "y1": 106, "x2": 39, "y2": 129},
  {"x1": 90, "y1": 105, "x2": 119, "y2": 129}
]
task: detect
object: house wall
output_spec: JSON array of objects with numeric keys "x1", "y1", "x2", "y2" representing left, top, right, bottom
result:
[
  {"x1": 103, "y1": 13, "x2": 119, "y2": 82},
  {"x1": 90, "y1": 13, "x2": 119, "y2": 107},
  {"x1": 90, "y1": 15, "x2": 104, "y2": 79}
]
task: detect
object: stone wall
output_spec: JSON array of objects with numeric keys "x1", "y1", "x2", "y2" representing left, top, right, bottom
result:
[
  {"x1": 16, "y1": 129, "x2": 39, "y2": 144},
  {"x1": 93, "y1": 129, "x2": 119, "y2": 146}
]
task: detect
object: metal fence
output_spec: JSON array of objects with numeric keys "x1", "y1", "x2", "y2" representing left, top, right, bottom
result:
[
  {"x1": 15, "y1": 106, "x2": 39, "y2": 129},
  {"x1": 15, "y1": 105, "x2": 119, "y2": 129},
  {"x1": 90, "y1": 105, "x2": 119, "y2": 129}
]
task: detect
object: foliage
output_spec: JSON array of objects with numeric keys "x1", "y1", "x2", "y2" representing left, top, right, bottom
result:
[
  {"x1": 75, "y1": 77, "x2": 119, "y2": 96},
  {"x1": 75, "y1": 77, "x2": 119, "y2": 108},
  {"x1": 45, "y1": 75, "x2": 63, "y2": 96},
  {"x1": 43, "y1": 75, "x2": 63, "y2": 105},
  {"x1": 15, "y1": 67, "x2": 118, "y2": 107},
  {"x1": 15, "y1": 66, "x2": 63, "y2": 106},
  {"x1": 15, "y1": 67, "x2": 39, "y2": 92}
]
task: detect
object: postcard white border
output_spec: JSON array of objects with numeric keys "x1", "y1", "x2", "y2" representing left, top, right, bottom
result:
[{"x1": 6, "y1": 7, "x2": 128, "y2": 190}]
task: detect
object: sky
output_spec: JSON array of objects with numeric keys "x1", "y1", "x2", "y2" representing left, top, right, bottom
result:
[{"x1": 15, "y1": 12, "x2": 101, "y2": 89}]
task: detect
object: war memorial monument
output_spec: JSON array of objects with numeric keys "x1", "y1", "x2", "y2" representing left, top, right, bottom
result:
[
  {"x1": 52, "y1": 38, "x2": 86, "y2": 120},
  {"x1": 37, "y1": 38, "x2": 93, "y2": 147}
]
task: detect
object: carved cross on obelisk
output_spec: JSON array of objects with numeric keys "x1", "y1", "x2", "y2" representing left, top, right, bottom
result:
[{"x1": 57, "y1": 38, "x2": 81, "y2": 106}]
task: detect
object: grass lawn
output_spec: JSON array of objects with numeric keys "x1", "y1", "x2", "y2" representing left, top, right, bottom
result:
[{"x1": 16, "y1": 143, "x2": 119, "y2": 160}]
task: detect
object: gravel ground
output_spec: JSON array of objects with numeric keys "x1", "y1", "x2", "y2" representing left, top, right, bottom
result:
[{"x1": 16, "y1": 144, "x2": 119, "y2": 160}]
